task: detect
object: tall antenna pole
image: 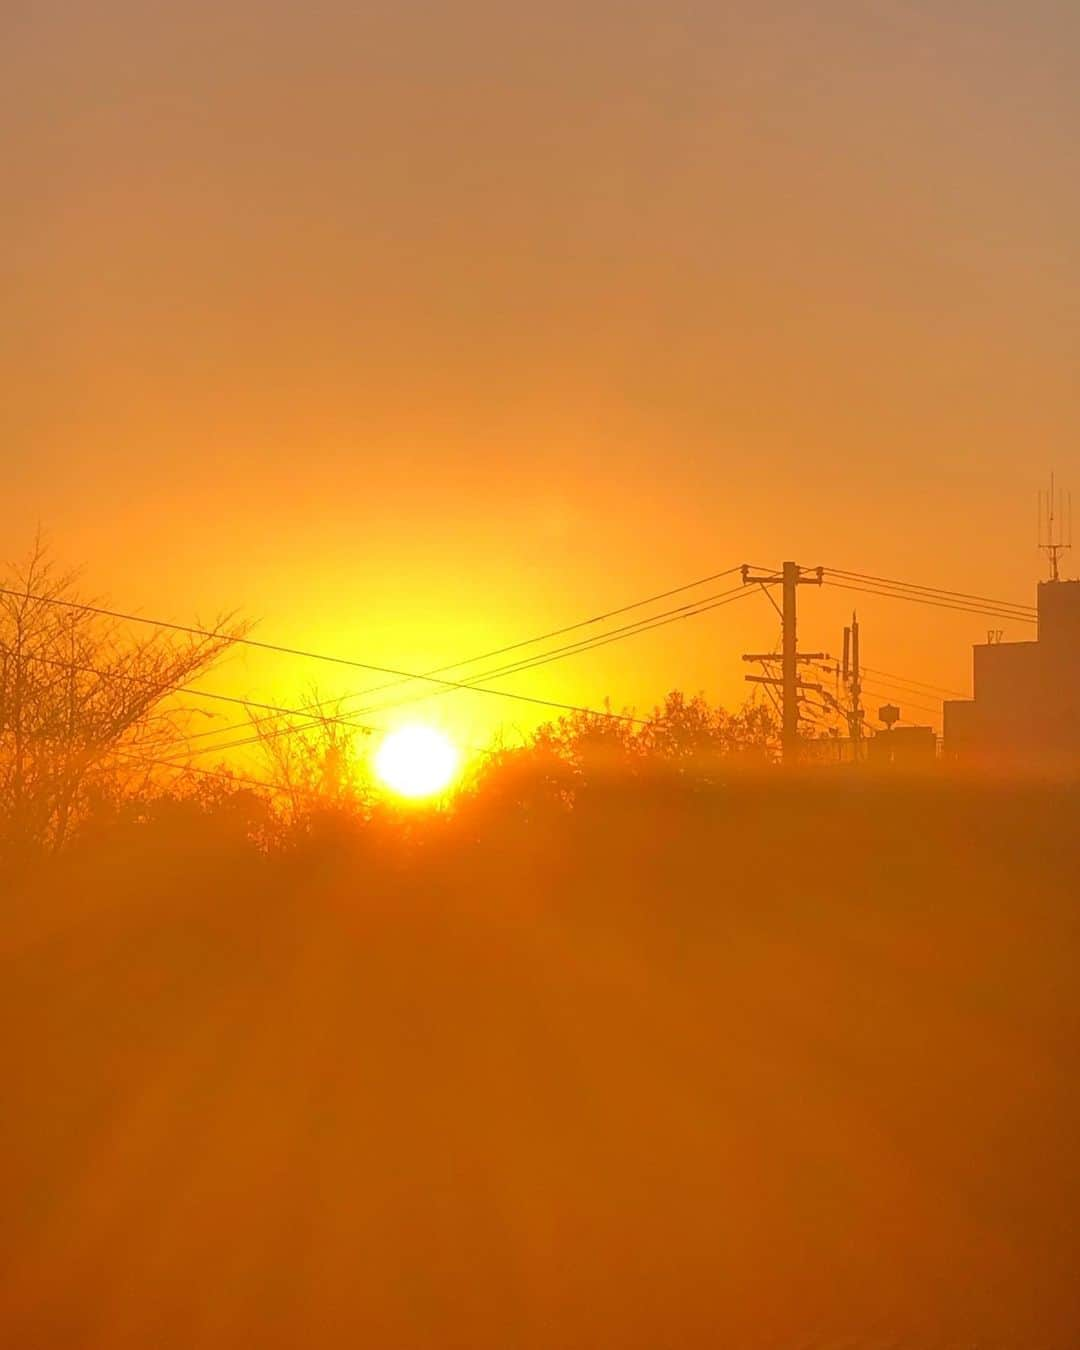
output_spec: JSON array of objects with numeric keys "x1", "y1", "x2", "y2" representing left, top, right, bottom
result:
[{"x1": 1039, "y1": 472, "x2": 1071, "y2": 583}]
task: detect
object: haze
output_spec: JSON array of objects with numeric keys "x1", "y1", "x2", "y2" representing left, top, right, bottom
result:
[{"x1": 5, "y1": 0, "x2": 1078, "y2": 743}]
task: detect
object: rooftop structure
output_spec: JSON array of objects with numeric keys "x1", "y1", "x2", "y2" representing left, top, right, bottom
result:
[{"x1": 944, "y1": 579, "x2": 1080, "y2": 771}]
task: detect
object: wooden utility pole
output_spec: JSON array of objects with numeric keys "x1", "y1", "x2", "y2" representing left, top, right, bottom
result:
[
  {"x1": 781, "y1": 561, "x2": 800, "y2": 755},
  {"x1": 741, "y1": 561, "x2": 824, "y2": 764}
]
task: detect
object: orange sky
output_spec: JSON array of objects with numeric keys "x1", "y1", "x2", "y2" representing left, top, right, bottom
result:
[{"x1": 4, "y1": 1, "x2": 1078, "y2": 755}]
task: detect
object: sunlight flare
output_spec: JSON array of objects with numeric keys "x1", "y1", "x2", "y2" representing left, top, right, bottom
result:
[{"x1": 374, "y1": 725, "x2": 461, "y2": 800}]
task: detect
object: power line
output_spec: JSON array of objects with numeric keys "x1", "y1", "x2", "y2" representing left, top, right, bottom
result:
[
  {"x1": 160, "y1": 721, "x2": 371, "y2": 765},
  {"x1": 822, "y1": 578, "x2": 1038, "y2": 625},
  {"x1": 178, "y1": 566, "x2": 748, "y2": 748},
  {"x1": 810, "y1": 653, "x2": 947, "y2": 719},
  {"x1": 860, "y1": 683, "x2": 942, "y2": 716},
  {"x1": 825, "y1": 576, "x2": 1034, "y2": 621},
  {"x1": 0, "y1": 656, "x2": 357, "y2": 799},
  {"x1": 20, "y1": 650, "x2": 382, "y2": 736},
  {"x1": 0, "y1": 586, "x2": 653, "y2": 727},
  {"x1": 114, "y1": 749, "x2": 313, "y2": 799},
  {"x1": 859, "y1": 664, "x2": 966, "y2": 700},
  {"x1": 179, "y1": 558, "x2": 750, "y2": 750},
  {"x1": 154, "y1": 701, "x2": 501, "y2": 767},
  {"x1": 355, "y1": 584, "x2": 757, "y2": 719},
  {"x1": 826, "y1": 568, "x2": 1036, "y2": 615},
  {"x1": 825, "y1": 666, "x2": 944, "y2": 709},
  {"x1": 345, "y1": 564, "x2": 747, "y2": 704},
  {"x1": 809, "y1": 661, "x2": 945, "y2": 723},
  {"x1": 178, "y1": 584, "x2": 762, "y2": 762},
  {"x1": 16, "y1": 650, "x2": 502, "y2": 773},
  {"x1": 858, "y1": 679, "x2": 943, "y2": 720}
]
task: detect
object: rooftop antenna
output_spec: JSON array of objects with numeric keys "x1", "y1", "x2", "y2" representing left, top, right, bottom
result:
[{"x1": 1038, "y1": 472, "x2": 1072, "y2": 583}]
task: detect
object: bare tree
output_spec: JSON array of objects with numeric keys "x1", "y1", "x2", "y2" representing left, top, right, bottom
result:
[
  {"x1": 0, "y1": 539, "x2": 244, "y2": 854},
  {"x1": 246, "y1": 688, "x2": 372, "y2": 829}
]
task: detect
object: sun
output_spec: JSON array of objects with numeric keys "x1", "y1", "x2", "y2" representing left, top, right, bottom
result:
[{"x1": 374, "y1": 726, "x2": 461, "y2": 800}]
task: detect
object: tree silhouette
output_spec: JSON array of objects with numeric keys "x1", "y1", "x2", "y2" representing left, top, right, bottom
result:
[
  {"x1": 0, "y1": 540, "x2": 243, "y2": 853},
  {"x1": 246, "y1": 687, "x2": 372, "y2": 830},
  {"x1": 639, "y1": 690, "x2": 777, "y2": 771}
]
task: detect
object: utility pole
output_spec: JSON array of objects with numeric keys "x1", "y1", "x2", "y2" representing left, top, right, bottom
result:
[
  {"x1": 741, "y1": 561, "x2": 824, "y2": 765},
  {"x1": 823, "y1": 610, "x2": 866, "y2": 758},
  {"x1": 781, "y1": 561, "x2": 799, "y2": 754},
  {"x1": 846, "y1": 612, "x2": 863, "y2": 750}
]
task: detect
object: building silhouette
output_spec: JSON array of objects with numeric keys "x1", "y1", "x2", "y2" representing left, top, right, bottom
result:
[
  {"x1": 867, "y1": 724, "x2": 936, "y2": 767},
  {"x1": 944, "y1": 579, "x2": 1080, "y2": 770}
]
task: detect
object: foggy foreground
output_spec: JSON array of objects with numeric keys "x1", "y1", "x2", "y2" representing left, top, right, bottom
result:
[{"x1": 2, "y1": 778, "x2": 1077, "y2": 1349}]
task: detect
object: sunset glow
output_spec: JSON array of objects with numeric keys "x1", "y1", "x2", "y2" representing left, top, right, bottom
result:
[{"x1": 4, "y1": 3, "x2": 1080, "y2": 1344}]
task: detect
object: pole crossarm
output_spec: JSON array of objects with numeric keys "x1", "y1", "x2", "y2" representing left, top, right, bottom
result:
[
  {"x1": 745, "y1": 675, "x2": 824, "y2": 690},
  {"x1": 741, "y1": 564, "x2": 824, "y2": 588},
  {"x1": 742, "y1": 652, "x2": 826, "y2": 663}
]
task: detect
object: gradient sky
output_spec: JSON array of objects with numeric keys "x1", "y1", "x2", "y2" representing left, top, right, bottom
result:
[{"x1": 4, "y1": 1, "x2": 1079, "y2": 751}]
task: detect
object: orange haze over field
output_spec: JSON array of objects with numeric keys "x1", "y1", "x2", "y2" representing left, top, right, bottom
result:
[{"x1": 4, "y1": 1, "x2": 1079, "y2": 752}]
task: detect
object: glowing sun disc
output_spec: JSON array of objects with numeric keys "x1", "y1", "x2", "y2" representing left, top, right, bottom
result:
[{"x1": 374, "y1": 726, "x2": 460, "y2": 799}]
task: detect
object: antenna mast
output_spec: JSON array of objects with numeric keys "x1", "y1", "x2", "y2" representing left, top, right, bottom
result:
[{"x1": 1038, "y1": 473, "x2": 1072, "y2": 583}]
